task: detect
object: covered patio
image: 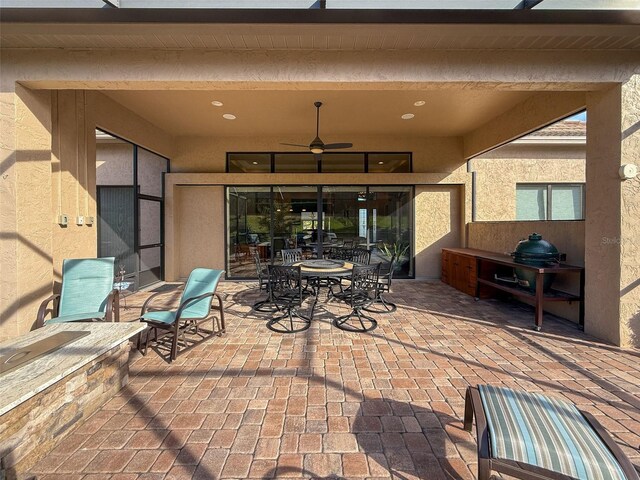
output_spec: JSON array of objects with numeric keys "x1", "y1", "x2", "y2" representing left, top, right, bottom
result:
[{"x1": 28, "y1": 280, "x2": 640, "y2": 479}]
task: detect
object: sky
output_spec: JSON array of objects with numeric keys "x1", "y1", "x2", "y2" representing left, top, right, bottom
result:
[{"x1": 568, "y1": 111, "x2": 587, "y2": 121}]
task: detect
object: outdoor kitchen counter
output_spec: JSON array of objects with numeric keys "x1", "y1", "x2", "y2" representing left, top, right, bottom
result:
[{"x1": 0, "y1": 322, "x2": 145, "y2": 417}]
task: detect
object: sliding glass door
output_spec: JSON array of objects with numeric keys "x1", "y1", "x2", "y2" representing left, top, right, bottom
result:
[{"x1": 226, "y1": 186, "x2": 414, "y2": 278}]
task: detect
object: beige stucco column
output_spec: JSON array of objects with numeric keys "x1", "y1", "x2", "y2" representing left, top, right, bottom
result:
[
  {"x1": 585, "y1": 75, "x2": 640, "y2": 348},
  {"x1": 0, "y1": 85, "x2": 54, "y2": 342}
]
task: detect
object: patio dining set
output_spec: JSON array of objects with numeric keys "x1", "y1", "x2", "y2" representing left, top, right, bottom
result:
[{"x1": 251, "y1": 246, "x2": 398, "y2": 334}]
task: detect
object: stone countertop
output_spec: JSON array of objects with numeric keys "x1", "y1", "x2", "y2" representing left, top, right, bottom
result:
[{"x1": 0, "y1": 322, "x2": 146, "y2": 417}]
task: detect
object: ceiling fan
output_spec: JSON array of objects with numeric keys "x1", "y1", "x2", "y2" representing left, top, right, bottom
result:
[{"x1": 280, "y1": 101, "x2": 353, "y2": 155}]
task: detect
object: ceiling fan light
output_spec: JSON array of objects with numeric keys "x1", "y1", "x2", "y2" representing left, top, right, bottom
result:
[{"x1": 310, "y1": 146, "x2": 324, "y2": 154}]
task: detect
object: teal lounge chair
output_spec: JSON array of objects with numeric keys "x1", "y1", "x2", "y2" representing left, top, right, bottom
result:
[
  {"x1": 140, "y1": 268, "x2": 225, "y2": 361},
  {"x1": 36, "y1": 257, "x2": 119, "y2": 328}
]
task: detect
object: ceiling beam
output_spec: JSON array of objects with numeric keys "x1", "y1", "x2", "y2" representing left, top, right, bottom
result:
[{"x1": 1, "y1": 7, "x2": 639, "y2": 25}]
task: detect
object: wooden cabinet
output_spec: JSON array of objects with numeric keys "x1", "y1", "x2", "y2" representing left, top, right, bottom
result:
[
  {"x1": 441, "y1": 249, "x2": 477, "y2": 297},
  {"x1": 442, "y1": 247, "x2": 585, "y2": 331}
]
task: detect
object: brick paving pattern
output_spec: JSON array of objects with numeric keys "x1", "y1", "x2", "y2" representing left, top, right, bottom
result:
[{"x1": 31, "y1": 280, "x2": 640, "y2": 479}]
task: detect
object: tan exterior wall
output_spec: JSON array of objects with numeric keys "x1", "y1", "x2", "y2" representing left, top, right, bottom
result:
[
  {"x1": 0, "y1": 86, "x2": 54, "y2": 342},
  {"x1": 473, "y1": 143, "x2": 585, "y2": 221},
  {"x1": 175, "y1": 186, "x2": 226, "y2": 279},
  {"x1": 467, "y1": 220, "x2": 585, "y2": 323},
  {"x1": 585, "y1": 77, "x2": 640, "y2": 349},
  {"x1": 415, "y1": 185, "x2": 463, "y2": 280}
]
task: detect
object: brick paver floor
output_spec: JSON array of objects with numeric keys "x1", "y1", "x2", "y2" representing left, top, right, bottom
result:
[{"x1": 32, "y1": 280, "x2": 640, "y2": 479}]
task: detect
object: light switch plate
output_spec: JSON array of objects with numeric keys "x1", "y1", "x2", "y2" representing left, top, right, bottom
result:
[
  {"x1": 85, "y1": 216, "x2": 95, "y2": 225},
  {"x1": 76, "y1": 216, "x2": 84, "y2": 226},
  {"x1": 57, "y1": 214, "x2": 68, "y2": 226}
]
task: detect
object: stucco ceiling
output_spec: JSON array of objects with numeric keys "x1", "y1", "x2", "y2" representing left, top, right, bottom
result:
[{"x1": 102, "y1": 89, "x2": 535, "y2": 137}]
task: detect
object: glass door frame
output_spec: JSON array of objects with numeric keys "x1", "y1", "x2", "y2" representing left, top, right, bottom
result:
[{"x1": 96, "y1": 128, "x2": 170, "y2": 290}]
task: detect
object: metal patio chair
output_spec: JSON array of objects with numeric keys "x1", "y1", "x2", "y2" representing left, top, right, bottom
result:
[
  {"x1": 252, "y1": 251, "x2": 277, "y2": 312},
  {"x1": 351, "y1": 247, "x2": 372, "y2": 265},
  {"x1": 266, "y1": 265, "x2": 316, "y2": 333},
  {"x1": 140, "y1": 268, "x2": 225, "y2": 361},
  {"x1": 332, "y1": 263, "x2": 381, "y2": 332},
  {"x1": 364, "y1": 254, "x2": 397, "y2": 313},
  {"x1": 36, "y1": 257, "x2": 119, "y2": 328},
  {"x1": 281, "y1": 248, "x2": 303, "y2": 264}
]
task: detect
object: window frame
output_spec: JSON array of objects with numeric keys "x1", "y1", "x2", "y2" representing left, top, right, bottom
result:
[
  {"x1": 226, "y1": 151, "x2": 412, "y2": 173},
  {"x1": 515, "y1": 182, "x2": 585, "y2": 221}
]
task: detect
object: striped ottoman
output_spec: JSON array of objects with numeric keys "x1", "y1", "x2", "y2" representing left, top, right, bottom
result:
[{"x1": 463, "y1": 385, "x2": 639, "y2": 480}]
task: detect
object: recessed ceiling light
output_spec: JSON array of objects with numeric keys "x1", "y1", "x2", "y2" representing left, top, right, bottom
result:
[
  {"x1": 401, "y1": 113, "x2": 415, "y2": 120},
  {"x1": 222, "y1": 113, "x2": 236, "y2": 120},
  {"x1": 211, "y1": 100, "x2": 223, "y2": 107},
  {"x1": 378, "y1": 161, "x2": 384, "y2": 165},
  {"x1": 252, "y1": 161, "x2": 258, "y2": 165},
  {"x1": 414, "y1": 101, "x2": 426, "y2": 107}
]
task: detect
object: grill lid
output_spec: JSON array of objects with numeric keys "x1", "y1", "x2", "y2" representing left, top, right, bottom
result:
[{"x1": 512, "y1": 233, "x2": 560, "y2": 266}]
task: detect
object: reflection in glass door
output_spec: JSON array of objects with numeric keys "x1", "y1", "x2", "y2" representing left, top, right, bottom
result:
[
  {"x1": 322, "y1": 187, "x2": 362, "y2": 248},
  {"x1": 273, "y1": 186, "x2": 318, "y2": 262},
  {"x1": 226, "y1": 185, "x2": 414, "y2": 278},
  {"x1": 368, "y1": 186, "x2": 413, "y2": 277}
]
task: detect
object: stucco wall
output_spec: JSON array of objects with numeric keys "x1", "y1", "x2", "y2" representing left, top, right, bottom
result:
[
  {"x1": 415, "y1": 185, "x2": 463, "y2": 280},
  {"x1": 175, "y1": 186, "x2": 225, "y2": 279},
  {"x1": 474, "y1": 143, "x2": 585, "y2": 221},
  {"x1": 467, "y1": 220, "x2": 585, "y2": 323},
  {"x1": 585, "y1": 77, "x2": 640, "y2": 349},
  {"x1": 0, "y1": 86, "x2": 54, "y2": 342}
]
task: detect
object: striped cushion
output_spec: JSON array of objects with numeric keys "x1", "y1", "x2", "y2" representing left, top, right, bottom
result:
[{"x1": 479, "y1": 385, "x2": 627, "y2": 480}]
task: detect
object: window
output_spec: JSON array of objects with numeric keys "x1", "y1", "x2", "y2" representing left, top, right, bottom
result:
[
  {"x1": 516, "y1": 184, "x2": 584, "y2": 221},
  {"x1": 228, "y1": 153, "x2": 271, "y2": 173},
  {"x1": 226, "y1": 152, "x2": 411, "y2": 173}
]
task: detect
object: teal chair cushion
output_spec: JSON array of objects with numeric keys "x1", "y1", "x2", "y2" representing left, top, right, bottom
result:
[
  {"x1": 58, "y1": 257, "x2": 115, "y2": 317},
  {"x1": 140, "y1": 310, "x2": 177, "y2": 325},
  {"x1": 47, "y1": 312, "x2": 106, "y2": 324},
  {"x1": 141, "y1": 269, "x2": 224, "y2": 326},
  {"x1": 179, "y1": 269, "x2": 224, "y2": 319}
]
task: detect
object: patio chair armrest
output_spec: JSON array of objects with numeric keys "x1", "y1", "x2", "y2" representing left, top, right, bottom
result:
[
  {"x1": 175, "y1": 291, "x2": 216, "y2": 320},
  {"x1": 36, "y1": 293, "x2": 60, "y2": 328},
  {"x1": 105, "y1": 289, "x2": 120, "y2": 322},
  {"x1": 141, "y1": 287, "x2": 182, "y2": 315},
  {"x1": 212, "y1": 292, "x2": 226, "y2": 312}
]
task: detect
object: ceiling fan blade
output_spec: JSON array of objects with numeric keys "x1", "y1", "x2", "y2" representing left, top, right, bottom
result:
[
  {"x1": 323, "y1": 143, "x2": 353, "y2": 150},
  {"x1": 280, "y1": 142, "x2": 309, "y2": 148}
]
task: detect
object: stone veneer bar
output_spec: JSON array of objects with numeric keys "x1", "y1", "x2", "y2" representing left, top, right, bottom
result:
[{"x1": 0, "y1": 322, "x2": 145, "y2": 479}]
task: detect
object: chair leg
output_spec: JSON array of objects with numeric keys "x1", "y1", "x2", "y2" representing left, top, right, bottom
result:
[
  {"x1": 171, "y1": 322, "x2": 179, "y2": 361},
  {"x1": 333, "y1": 307, "x2": 377, "y2": 333},
  {"x1": 215, "y1": 293, "x2": 226, "y2": 334},
  {"x1": 464, "y1": 387, "x2": 474, "y2": 431}
]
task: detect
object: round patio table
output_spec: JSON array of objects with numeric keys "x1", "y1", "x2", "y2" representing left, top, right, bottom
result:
[{"x1": 287, "y1": 258, "x2": 358, "y2": 278}]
